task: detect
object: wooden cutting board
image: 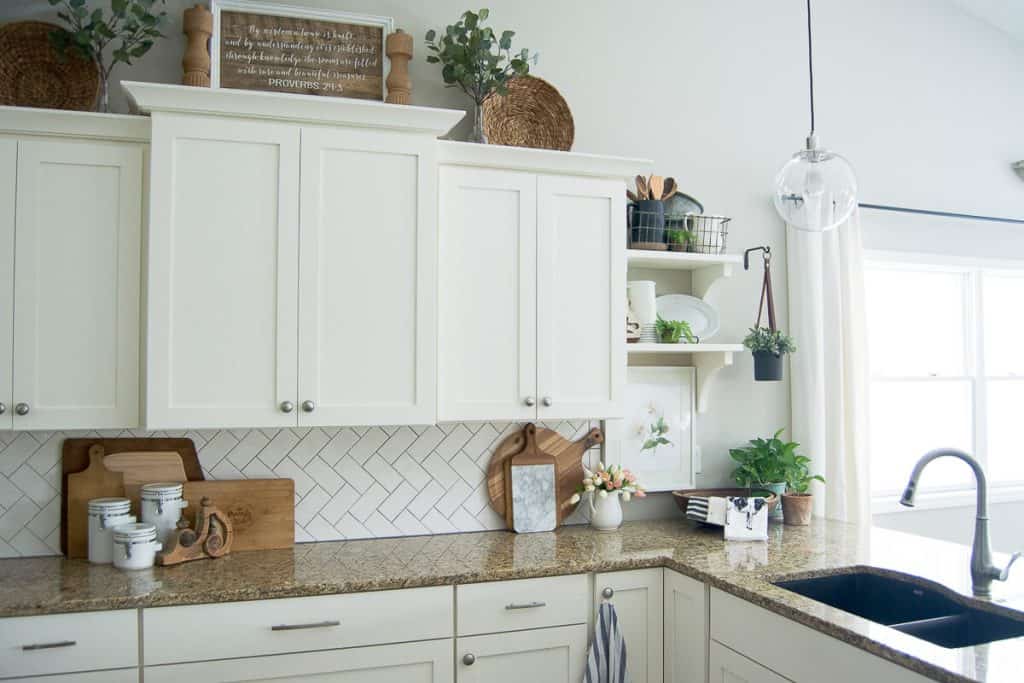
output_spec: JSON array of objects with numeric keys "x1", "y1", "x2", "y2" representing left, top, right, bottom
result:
[
  {"x1": 61, "y1": 438, "x2": 204, "y2": 555},
  {"x1": 66, "y1": 445, "x2": 125, "y2": 559},
  {"x1": 182, "y1": 480, "x2": 295, "y2": 551},
  {"x1": 103, "y1": 451, "x2": 189, "y2": 511},
  {"x1": 509, "y1": 424, "x2": 558, "y2": 533},
  {"x1": 488, "y1": 425, "x2": 604, "y2": 526}
]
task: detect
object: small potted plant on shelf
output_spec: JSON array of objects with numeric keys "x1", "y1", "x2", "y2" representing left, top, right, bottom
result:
[
  {"x1": 729, "y1": 428, "x2": 792, "y2": 518},
  {"x1": 570, "y1": 462, "x2": 645, "y2": 532},
  {"x1": 655, "y1": 315, "x2": 696, "y2": 344},
  {"x1": 743, "y1": 327, "x2": 796, "y2": 381},
  {"x1": 666, "y1": 228, "x2": 694, "y2": 252},
  {"x1": 780, "y1": 445, "x2": 824, "y2": 526}
]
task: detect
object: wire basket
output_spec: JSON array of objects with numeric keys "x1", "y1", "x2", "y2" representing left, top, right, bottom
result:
[{"x1": 628, "y1": 205, "x2": 730, "y2": 255}]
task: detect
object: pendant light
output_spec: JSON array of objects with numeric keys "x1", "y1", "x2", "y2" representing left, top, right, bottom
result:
[{"x1": 772, "y1": 0, "x2": 857, "y2": 233}]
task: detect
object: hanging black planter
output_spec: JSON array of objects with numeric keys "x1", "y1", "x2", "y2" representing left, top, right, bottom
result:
[{"x1": 752, "y1": 351, "x2": 784, "y2": 381}]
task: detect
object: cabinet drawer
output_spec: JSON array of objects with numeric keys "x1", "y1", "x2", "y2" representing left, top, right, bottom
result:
[
  {"x1": 0, "y1": 609, "x2": 138, "y2": 679},
  {"x1": 4, "y1": 671, "x2": 138, "y2": 683},
  {"x1": 143, "y1": 585, "x2": 452, "y2": 665},
  {"x1": 457, "y1": 574, "x2": 589, "y2": 636}
]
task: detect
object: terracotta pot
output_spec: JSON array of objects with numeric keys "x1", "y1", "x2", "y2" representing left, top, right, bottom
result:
[{"x1": 781, "y1": 493, "x2": 813, "y2": 526}]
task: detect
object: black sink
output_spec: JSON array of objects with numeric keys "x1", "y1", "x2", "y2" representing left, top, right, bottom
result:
[
  {"x1": 774, "y1": 571, "x2": 962, "y2": 625},
  {"x1": 774, "y1": 569, "x2": 1024, "y2": 649}
]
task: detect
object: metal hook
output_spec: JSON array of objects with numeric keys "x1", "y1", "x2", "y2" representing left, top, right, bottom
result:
[{"x1": 743, "y1": 246, "x2": 772, "y2": 271}]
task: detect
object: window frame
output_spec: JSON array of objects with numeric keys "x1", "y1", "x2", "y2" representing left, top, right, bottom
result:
[{"x1": 866, "y1": 250, "x2": 1024, "y2": 514}]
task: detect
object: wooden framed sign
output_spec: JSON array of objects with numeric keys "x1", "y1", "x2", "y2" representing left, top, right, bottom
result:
[{"x1": 210, "y1": 0, "x2": 393, "y2": 100}]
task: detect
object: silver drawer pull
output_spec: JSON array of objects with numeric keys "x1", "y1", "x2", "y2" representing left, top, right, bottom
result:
[
  {"x1": 271, "y1": 620, "x2": 340, "y2": 632},
  {"x1": 22, "y1": 640, "x2": 76, "y2": 651},
  {"x1": 505, "y1": 601, "x2": 547, "y2": 610}
]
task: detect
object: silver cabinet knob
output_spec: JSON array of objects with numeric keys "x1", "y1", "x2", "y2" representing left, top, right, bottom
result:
[
  {"x1": 301, "y1": 400, "x2": 316, "y2": 413},
  {"x1": 524, "y1": 397, "x2": 536, "y2": 407},
  {"x1": 0, "y1": 402, "x2": 5, "y2": 415},
  {"x1": 542, "y1": 396, "x2": 553, "y2": 407},
  {"x1": 14, "y1": 403, "x2": 29, "y2": 416},
  {"x1": 462, "y1": 653, "x2": 476, "y2": 666},
  {"x1": 280, "y1": 401, "x2": 295, "y2": 414},
  {"x1": 602, "y1": 587, "x2": 614, "y2": 599}
]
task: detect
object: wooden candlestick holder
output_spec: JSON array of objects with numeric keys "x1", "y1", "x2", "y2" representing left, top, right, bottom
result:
[
  {"x1": 182, "y1": 4, "x2": 212, "y2": 87},
  {"x1": 157, "y1": 496, "x2": 233, "y2": 566},
  {"x1": 385, "y1": 29, "x2": 413, "y2": 104}
]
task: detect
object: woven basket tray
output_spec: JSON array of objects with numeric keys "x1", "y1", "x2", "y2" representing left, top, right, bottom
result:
[
  {"x1": 483, "y1": 75, "x2": 574, "y2": 151},
  {"x1": 0, "y1": 21, "x2": 99, "y2": 111}
]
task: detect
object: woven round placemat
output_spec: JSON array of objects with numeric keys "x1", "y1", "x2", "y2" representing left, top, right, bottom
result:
[
  {"x1": 483, "y1": 75, "x2": 574, "y2": 151},
  {"x1": 0, "y1": 21, "x2": 99, "y2": 111}
]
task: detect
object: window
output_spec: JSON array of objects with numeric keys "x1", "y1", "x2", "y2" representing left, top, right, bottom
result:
[{"x1": 865, "y1": 255, "x2": 1024, "y2": 507}]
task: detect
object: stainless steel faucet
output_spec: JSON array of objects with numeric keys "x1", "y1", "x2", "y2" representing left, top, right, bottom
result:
[{"x1": 900, "y1": 448, "x2": 1022, "y2": 597}]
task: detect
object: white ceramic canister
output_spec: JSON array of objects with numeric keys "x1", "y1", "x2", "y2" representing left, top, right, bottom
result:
[
  {"x1": 87, "y1": 497, "x2": 135, "y2": 565},
  {"x1": 140, "y1": 482, "x2": 188, "y2": 547},
  {"x1": 627, "y1": 280, "x2": 657, "y2": 325},
  {"x1": 111, "y1": 522, "x2": 161, "y2": 570}
]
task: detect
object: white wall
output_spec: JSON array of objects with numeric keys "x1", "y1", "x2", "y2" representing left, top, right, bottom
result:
[
  {"x1": 2, "y1": 0, "x2": 1021, "y2": 509},
  {"x1": 875, "y1": 502, "x2": 1024, "y2": 553}
]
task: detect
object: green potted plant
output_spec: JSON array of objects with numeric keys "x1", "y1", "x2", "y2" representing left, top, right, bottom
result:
[
  {"x1": 729, "y1": 428, "x2": 793, "y2": 519},
  {"x1": 425, "y1": 9, "x2": 537, "y2": 143},
  {"x1": 743, "y1": 327, "x2": 796, "y2": 381},
  {"x1": 48, "y1": 0, "x2": 168, "y2": 113},
  {"x1": 665, "y1": 228, "x2": 694, "y2": 252},
  {"x1": 780, "y1": 446, "x2": 824, "y2": 526},
  {"x1": 655, "y1": 315, "x2": 696, "y2": 344}
]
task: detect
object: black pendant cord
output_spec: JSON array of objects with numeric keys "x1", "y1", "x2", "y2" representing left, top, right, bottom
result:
[{"x1": 806, "y1": 0, "x2": 816, "y2": 136}]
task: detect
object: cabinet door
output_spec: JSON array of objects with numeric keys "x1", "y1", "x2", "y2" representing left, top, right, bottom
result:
[
  {"x1": 709, "y1": 641, "x2": 790, "y2": 683},
  {"x1": 595, "y1": 568, "x2": 663, "y2": 683},
  {"x1": 12, "y1": 139, "x2": 142, "y2": 429},
  {"x1": 145, "y1": 639, "x2": 453, "y2": 683},
  {"x1": 537, "y1": 175, "x2": 625, "y2": 420},
  {"x1": 298, "y1": 127, "x2": 436, "y2": 426},
  {"x1": 146, "y1": 115, "x2": 300, "y2": 429},
  {"x1": 457, "y1": 625, "x2": 587, "y2": 683},
  {"x1": 665, "y1": 569, "x2": 709, "y2": 683},
  {"x1": 0, "y1": 138, "x2": 14, "y2": 429},
  {"x1": 4, "y1": 671, "x2": 138, "y2": 683},
  {"x1": 438, "y1": 166, "x2": 537, "y2": 422}
]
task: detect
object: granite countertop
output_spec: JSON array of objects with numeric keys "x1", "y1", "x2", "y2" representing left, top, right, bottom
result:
[{"x1": 2, "y1": 518, "x2": 1022, "y2": 683}]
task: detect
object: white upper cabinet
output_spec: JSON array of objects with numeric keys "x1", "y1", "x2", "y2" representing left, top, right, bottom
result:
[
  {"x1": 537, "y1": 175, "x2": 624, "y2": 420},
  {"x1": 4, "y1": 136, "x2": 143, "y2": 430},
  {"x1": 299, "y1": 128, "x2": 437, "y2": 426},
  {"x1": 0, "y1": 139, "x2": 15, "y2": 429},
  {"x1": 128, "y1": 82, "x2": 462, "y2": 430},
  {"x1": 438, "y1": 166, "x2": 537, "y2": 422},
  {"x1": 438, "y1": 144, "x2": 636, "y2": 423},
  {"x1": 145, "y1": 116, "x2": 300, "y2": 430}
]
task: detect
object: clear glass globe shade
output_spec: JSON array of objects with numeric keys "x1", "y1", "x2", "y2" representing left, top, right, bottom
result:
[{"x1": 773, "y1": 147, "x2": 857, "y2": 232}]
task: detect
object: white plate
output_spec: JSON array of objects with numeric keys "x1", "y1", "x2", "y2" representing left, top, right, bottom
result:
[{"x1": 656, "y1": 294, "x2": 720, "y2": 340}]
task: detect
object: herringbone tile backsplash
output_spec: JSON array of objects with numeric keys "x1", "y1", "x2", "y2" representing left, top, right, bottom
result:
[{"x1": 0, "y1": 421, "x2": 599, "y2": 558}]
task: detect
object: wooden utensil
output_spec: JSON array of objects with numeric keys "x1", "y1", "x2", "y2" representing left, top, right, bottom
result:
[
  {"x1": 103, "y1": 452, "x2": 188, "y2": 511},
  {"x1": 488, "y1": 426, "x2": 604, "y2": 526},
  {"x1": 626, "y1": 189, "x2": 638, "y2": 203},
  {"x1": 649, "y1": 175, "x2": 665, "y2": 202},
  {"x1": 61, "y1": 437, "x2": 204, "y2": 555},
  {"x1": 66, "y1": 445, "x2": 125, "y2": 559},
  {"x1": 635, "y1": 175, "x2": 648, "y2": 201},
  {"x1": 509, "y1": 424, "x2": 558, "y2": 533},
  {"x1": 181, "y1": 480, "x2": 295, "y2": 551},
  {"x1": 661, "y1": 177, "x2": 678, "y2": 201}
]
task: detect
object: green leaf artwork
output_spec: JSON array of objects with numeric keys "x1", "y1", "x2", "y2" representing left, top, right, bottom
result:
[{"x1": 640, "y1": 414, "x2": 673, "y2": 456}]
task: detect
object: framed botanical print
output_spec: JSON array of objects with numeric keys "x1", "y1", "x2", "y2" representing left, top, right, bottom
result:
[{"x1": 619, "y1": 367, "x2": 696, "y2": 492}]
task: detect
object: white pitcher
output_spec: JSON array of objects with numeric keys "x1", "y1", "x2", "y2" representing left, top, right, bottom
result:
[{"x1": 588, "y1": 491, "x2": 623, "y2": 532}]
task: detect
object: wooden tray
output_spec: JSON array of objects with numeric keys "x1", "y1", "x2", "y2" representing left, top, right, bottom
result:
[
  {"x1": 61, "y1": 438, "x2": 204, "y2": 555},
  {"x1": 672, "y1": 488, "x2": 779, "y2": 517},
  {"x1": 487, "y1": 425, "x2": 603, "y2": 526}
]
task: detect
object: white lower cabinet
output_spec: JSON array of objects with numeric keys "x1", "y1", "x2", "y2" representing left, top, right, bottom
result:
[
  {"x1": 457, "y1": 624, "x2": 588, "y2": 683},
  {"x1": 595, "y1": 568, "x2": 663, "y2": 683},
  {"x1": 145, "y1": 639, "x2": 453, "y2": 683},
  {"x1": 709, "y1": 641, "x2": 789, "y2": 683},
  {"x1": 664, "y1": 569, "x2": 709, "y2": 683}
]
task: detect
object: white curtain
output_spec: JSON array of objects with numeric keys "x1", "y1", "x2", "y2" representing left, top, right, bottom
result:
[{"x1": 786, "y1": 210, "x2": 871, "y2": 526}]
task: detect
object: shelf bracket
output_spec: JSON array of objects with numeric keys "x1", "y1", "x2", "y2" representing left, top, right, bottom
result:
[
  {"x1": 693, "y1": 351, "x2": 735, "y2": 413},
  {"x1": 692, "y1": 263, "x2": 733, "y2": 300}
]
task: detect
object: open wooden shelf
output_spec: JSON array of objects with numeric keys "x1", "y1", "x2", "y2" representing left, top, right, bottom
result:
[
  {"x1": 627, "y1": 250, "x2": 740, "y2": 299},
  {"x1": 627, "y1": 343, "x2": 743, "y2": 355}
]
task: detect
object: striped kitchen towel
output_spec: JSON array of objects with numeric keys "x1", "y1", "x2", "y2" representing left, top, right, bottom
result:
[
  {"x1": 686, "y1": 496, "x2": 727, "y2": 526},
  {"x1": 585, "y1": 601, "x2": 630, "y2": 683}
]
